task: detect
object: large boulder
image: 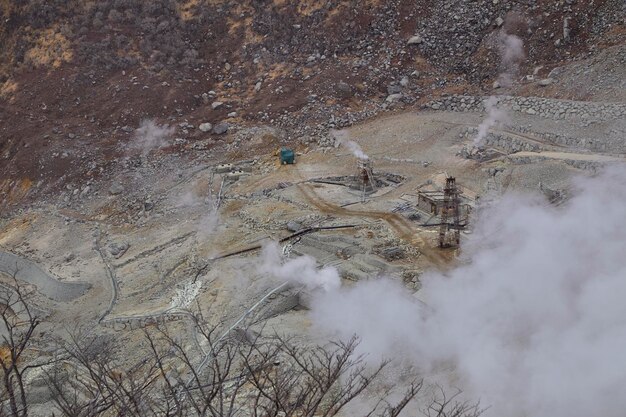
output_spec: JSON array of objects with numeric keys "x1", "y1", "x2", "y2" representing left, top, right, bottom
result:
[
  {"x1": 335, "y1": 81, "x2": 353, "y2": 99},
  {"x1": 286, "y1": 221, "x2": 302, "y2": 232},
  {"x1": 386, "y1": 93, "x2": 403, "y2": 103},
  {"x1": 108, "y1": 181, "x2": 124, "y2": 195},
  {"x1": 212, "y1": 122, "x2": 229, "y2": 135}
]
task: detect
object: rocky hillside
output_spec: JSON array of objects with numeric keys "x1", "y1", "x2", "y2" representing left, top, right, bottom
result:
[{"x1": 1, "y1": 0, "x2": 624, "y2": 209}]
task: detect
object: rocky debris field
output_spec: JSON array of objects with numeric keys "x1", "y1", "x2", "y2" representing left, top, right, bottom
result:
[{"x1": 1, "y1": 0, "x2": 625, "y2": 213}]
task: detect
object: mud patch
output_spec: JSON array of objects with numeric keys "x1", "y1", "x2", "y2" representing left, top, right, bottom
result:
[{"x1": 0, "y1": 251, "x2": 90, "y2": 302}]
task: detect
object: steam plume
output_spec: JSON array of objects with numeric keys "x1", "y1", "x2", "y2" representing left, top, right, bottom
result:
[
  {"x1": 260, "y1": 242, "x2": 341, "y2": 292},
  {"x1": 497, "y1": 32, "x2": 525, "y2": 87},
  {"x1": 133, "y1": 119, "x2": 174, "y2": 155},
  {"x1": 311, "y1": 166, "x2": 626, "y2": 417},
  {"x1": 473, "y1": 30, "x2": 524, "y2": 146},
  {"x1": 170, "y1": 184, "x2": 220, "y2": 241},
  {"x1": 331, "y1": 129, "x2": 369, "y2": 160},
  {"x1": 473, "y1": 96, "x2": 509, "y2": 146}
]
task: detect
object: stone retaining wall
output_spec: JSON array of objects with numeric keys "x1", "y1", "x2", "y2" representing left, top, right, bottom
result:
[{"x1": 425, "y1": 95, "x2": 626, "y2": 123}]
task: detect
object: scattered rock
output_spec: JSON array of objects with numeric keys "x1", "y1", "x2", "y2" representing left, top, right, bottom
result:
[
  {"x1": 495, "y1": 17, "x2": 504, "y2": 27},
  {"x1": 211, "y1": 101, "x2": 223, "y2": 110},
  {"x1": 254, "y1": 81, "x2": 262, "y2": 93},
  {"x1": 199, "y1": 122, "x2": 213, "y2": 132},
  {"x1": 386, "y1": 93, "x2": 403, "y2": 103},
  {"x1": 212, "y1": 122, "x2": 229, "y2": 135},
  {"x1": 407, "y1": 35, "x2": 423, "y2": 45},
  {"x1": 399, "y1": 76, "x2": 410, "y2": 88},
  {"x1": 227, "y1": 112, "x2": 237, "y2": 118},
  {"x1": 335, "y1": 81, "x2": 353, "y2": 99},
  {"x1": 563, "y1": 17, "x2": 571, "y2": 41},
  {"x1": 108, "y1": 182, "x2": 124, "y2": 195},
  {"x1": 493, "y1": 80, "x2": 501, "y2": 89},
  {"x1": 286, "y1": 221, "x2": 302, "y2": 232},
  {"x1": 108, "y1": 242, "x2": 129, "y2": 258},
  {"x1": 387, "y1": 84, "x2": 402, "y2": 95},
  {"x1": 538, "y1": 78, "x2": 555, "y2": 87}
]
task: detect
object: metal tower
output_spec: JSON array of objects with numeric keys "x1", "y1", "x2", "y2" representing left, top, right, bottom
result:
[
  {"x1": 357, "y1": 158, "x2": 376, "y2": 203},
  {"x1": 439, "y1": 176, "x2": 462, "y2": 248}
]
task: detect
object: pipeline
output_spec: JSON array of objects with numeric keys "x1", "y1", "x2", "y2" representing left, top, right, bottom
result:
[{"x1": 209, "y1": 224, "x2": 359, "y2": 261}]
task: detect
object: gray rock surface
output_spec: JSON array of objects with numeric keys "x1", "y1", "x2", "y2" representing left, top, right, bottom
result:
[
  {"x1": 213, "y1": 122, "x2": 229, "y2": 135},
  {"x1": 109, "y1": 181, "x2": 125, "y2": 195},
  {"x1": 335, "y1": 81, "x2": 353, "y2": 99}
]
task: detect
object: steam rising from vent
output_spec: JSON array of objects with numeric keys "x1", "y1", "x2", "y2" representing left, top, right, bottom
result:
[
  {"x1": 473, "y1": 30, "x2": 524, "y2": 146},
  {"x1": 171, "y1": 186, "x2": 220, "y2": 241},
  {"x1": 497, "y1": 32, "x2": 525, "y2": 87},
  {"x1": 260, "y1": 242, "x2": 341, "y2": 292},
  {"x1": 311, "y1": 166, "x2": 626, "y2": 417},
  {"x1": 331, "y1": 129, "x2": 369, "y2": 160},
  {"x1": 133, "y1": 119, "x2": 174, "y2": 155},
  {"x1": 473, "y1": 96, "x2": 509, "y2": 146}
]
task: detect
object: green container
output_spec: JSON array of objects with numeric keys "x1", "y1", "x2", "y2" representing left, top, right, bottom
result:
[{"x1": 280, "y1": 148, "x2": 295, "y2": 164}]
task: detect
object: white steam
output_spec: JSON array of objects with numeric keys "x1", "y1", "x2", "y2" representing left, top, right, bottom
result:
[
  {"x1": 259, "y1": 242, "x2": 341, "y2": 292},
  {"x1": 473, "y1": 96, "x2": 509, "y2": 146},
  {"x1": 133, "y1": 119, "x2": 174, "y2": 155},
  {"x1": 473, "y1": 31, "x2": 524, "y2": 146},
  {"x1": 170, "y1": 184, "x2": 220, "y2": 241},
  {"x1": 312, "y1": 278, "x2": 421, "y2": 359},
  {"x1": 497, "y1": 32, "x2": 525, "y2": 87},
  {"x1": 331, "y1": 129, "x2": 369, "y2": 160},
  {"x1": 311, "y1": 166, "x2": 626, "y2": 417}
]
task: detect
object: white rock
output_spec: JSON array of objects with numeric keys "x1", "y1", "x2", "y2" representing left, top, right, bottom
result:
[
  {"x1": 407, "y1": 35, "x2": 423, "y2": 45},
  {"x1": 386, "y1": 93, "x2": 403, "y2": 102},
  {"x1": 211, "y1": 101, "x2": 223, "y2": 110},
  {"x1": 199, "y1": 123, "x2": 212, "y2": 132},
  {"x1": 538, "y1": 78, "x2": 554, "y2": 87},
  {"x1": 227, "y1": 112, "x2": 237, "y2": 117}
]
